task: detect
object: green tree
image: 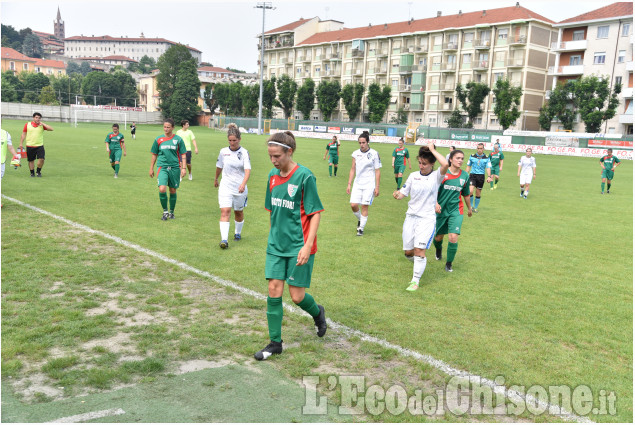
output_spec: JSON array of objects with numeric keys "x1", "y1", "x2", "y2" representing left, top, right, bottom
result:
[
  {"x1": 1, "y1": 71, "x2": 23, "y2": 102},
  {"x1": 575, "y1": 75, "x2": 621, "y2": 133},
  {"x1": 156, "y1": 44, "x2": 198, "y2": 117},
  {"x1": 228, "y1": 82, "x2": 244, "y2": 116},
  {"x1": 20, "y1": 72, "x2": 50, "y2": 101},
  {"x1": 341, "y1": 83, "x2": 365, "y2": 121},
  {"x1": 111, "y1": 70, "x2": 138, "y2": 106},
  {"x1": 316, "y1": 80, "x2": 341, "y2": 121},
  {"x1": 539, "y1": 81, "x2": 577, "y2": 131},
  {"x1": 22, "y1": 92, "x2": 39, "y2": 104},
  {"x1": 456, "y1": 82, "x2": 490, "y2": 127},
  {"x1": 50, "y1": 74, "x2": 82, "y2": 105},
  {"x1": 214, "y1": 83, "x2": 231, "y2": 115},
  {"x1": 295, "y1": 78, "x2": 315, "y2": 119},
  {"x1": 1, "y1": 24, "x2": 21, "y2": 49},
  {"x1": 79, "y1": 62, "x2": 92, "y2": 76},
  {"x1": 203, "y1": 84, "x2": 219, "y2": 116},
  {"x1": 275, "y1": 74, "x2": 298, "y2": 118},
  {"x1": 170, "y1": 59, "x2": 201, "y2": 123},
  {"x1": 390, "y1": 107, "x2": 408, "y2": 125},
  {"x1": 366, "y1": 83, "x2": 391, "y2": 123},
  {"x1": 447, "y1": 109, "x2": 465, "y2": 128},
  {"x1": 538, "y1": 107, "x2": 552, "y2": 131},
  {"x1": 38, "y1": 85, "x2": 58, "y2": 105},
  {"x1": 22, "y1": 33, "x2": 43, "y2": 58},
  {"x1": 241, "y1": 84, "x2": 259, "y2": 117},
  {"x1": 262, "y1": 77, "x2": 277, "y2": 118},
  {"x1": 492, "y1": 78, "x2": 523, "y2": 130},
  {"x1": 128, "y1": 55, "x2": 157, "y2": 74}
]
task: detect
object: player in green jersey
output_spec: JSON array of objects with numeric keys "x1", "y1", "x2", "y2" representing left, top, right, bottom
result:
[
  {"x1": 392, "y1": 137, "x2": 411, "y2": 189},
  {"x1": 432, "y1": 149, "x2": 472, "y2": 272},
  {"x1": 323, "y1": 135, "x2": 340, "y2": 176},
  {"x1": 600, "y1": 148, "x2": 621, "y2": 194},
  {"x1": 104, "y1": 124, "x2": 126, "y2": 178},
  {"x1": 176, "y1": 120, "x2": 198, "y2": 181},
  {"x1": 488, "y1": 141, "x2": 504, "y2": 190},
  {"x1": 149, "y1": 119, "x2": 187, "y2": 220},
  {"x1": 256, "y1": 131, "x2": 327, "y2": 361}
]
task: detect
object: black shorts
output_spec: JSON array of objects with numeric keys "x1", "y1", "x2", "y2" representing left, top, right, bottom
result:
[
  {"x1": 469, "y1": 174, "x2": 485, "y2": 189},
  {"x1": 26, "y1": 146, "x2": 45, "y2": 162},
  {"x1": 186, "y1": 151, "x2": 192, "y2": 164}
]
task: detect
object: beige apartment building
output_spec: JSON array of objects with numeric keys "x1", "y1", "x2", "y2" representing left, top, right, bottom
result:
[
  {"x1": 261, "y1": 4, "x2": 559, "y2": 130},
  {"x1": 549, "y1": 2, "x2": 633, "y2": 135}
]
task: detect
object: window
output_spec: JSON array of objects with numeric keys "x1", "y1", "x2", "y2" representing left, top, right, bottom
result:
[
  {"x1": 569, "y1": 55, "x2": 582, "y2": 65},
  {"x1": 597, "y1": 26, "x2": 609, "y2": 39},
  {"x1": 618, "y1": 50, "x2": 626, "y2": 63},
  {"x1": 498, "y1": 28, "x2": 508, "y2": 39},
  {"x1": 490, "y1": 117, "x2": 500, "y2": 126},
  {"x1": 474, "y1": 117, "x2": 483, "y2": 125},
  {"x1": 593, "y1": 52, "x2": 606, "y2": 64},
  {"x1": 23, "y1": 63, "x2": 28, "y2": 70},
  {"x1": 444, "y1": 97, "x2": 453, "y2": 105},
  {"x1": 463, "y1": 53, "x2": 472, "y2": 64},
  {"x1": 391, "y1": 78, "x2": 398, "y2": 88},
  {"x1": 9, "y1": 61, "x2": 15, "y2": 70},
  {"x1": 494, "y1": 72, "x2": 504, "y2": 81},
  {"x1": 622, "y1": 23, "x2": 631, "y2": 36},
  {"x1": 463, "y1": 32, "x2": 474, "y2": 43},
  {"x1": 615, "y1": 76, "x2": 622, "y2": 86},
  {"x1": 572, "y1": 30, "x2": 585, "y2": 41}
]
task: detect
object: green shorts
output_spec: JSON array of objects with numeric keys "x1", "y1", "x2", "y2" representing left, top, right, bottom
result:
[
  {"x1": 435, "y1": 214, "x2": 464, "y2": 236},
  {"x1": 491, "y1": 166, "x2": 500, "y2": 176},
  {"x1": 601, "y1": 169, "x2": 614, "y2": 180},
  {"x1": 157, "y1": 166, "x2": 181, "y2": 189},
  {"x1": 265, "y1": 253, "x2": 315, "y2": 288},
  {"x1": 328, "y1": 154, "x2": 339, "y2": 165},
  {"x1": 394, "y1": 165, "x2": 405, "y2": 175},
  {"x1": 109, "y1": 150, "x2": 122, "y2": 163}
]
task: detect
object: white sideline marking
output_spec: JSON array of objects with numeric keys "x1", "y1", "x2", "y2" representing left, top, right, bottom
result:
[
  {"x1": 4, "y1": 195, "x2": 592, "y2": 423},
  {"x1": 47, "y1": 408, "x2": 125, "y2": 423}
]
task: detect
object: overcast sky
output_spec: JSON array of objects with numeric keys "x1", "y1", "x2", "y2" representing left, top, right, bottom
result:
[{"x1": 1, "y1": 0, "x2": 621, "y2": 72}]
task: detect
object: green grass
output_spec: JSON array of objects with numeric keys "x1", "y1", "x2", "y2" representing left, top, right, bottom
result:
[{"x1": 1, "y1": 119, "x2": 632, "y2": 422}]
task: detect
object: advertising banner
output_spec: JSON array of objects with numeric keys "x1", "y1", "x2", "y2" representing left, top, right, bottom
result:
[
  {"x1": 299, "y1": 125, "x2": 314, "y2": 132},
  {"x1": 545, "y1": 136, "x2": 580, "y2": 147},
  {"x1": 328, "y1": 127, "x2": 341, "y2": 133}
]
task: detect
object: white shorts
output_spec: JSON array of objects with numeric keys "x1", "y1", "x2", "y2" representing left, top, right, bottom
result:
[
  {"x1": 218, "y1": 185, "x2": 248, "y2": 210},
  {"x1": 402, "y1": 214, "x2": 436, "y2": 251},
  {"x1": 349, "y1": 184, "x2": 375, "y2": 205},
  {"x1": 519, "y1": 173, "x2": 533, "y2": 185},
  {"x1": 1, "y1": 163, "x2": 5, "y2": 179}
]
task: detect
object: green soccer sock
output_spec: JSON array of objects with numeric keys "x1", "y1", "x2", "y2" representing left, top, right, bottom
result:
[
  {"x1": 111, "y1": 164, "x2": 116, "y2": 171},
  {"x1": 334, "y1": 166, "x2": 337, "y2": 176},
  {"x1": 495, "y1": 178, "x2": 499, "y2": 184},
  {"x1": 601, "y1": 182, "x2": 605, "y2": 192},
  {"x1": 490, "y1": 180, "x2": 494, "y2": 188},
  {"x1": 397, "y1": 177, "x2": 403, "y2": 188},
  {"x1": 328, "y1": 165, "x2": 332, "y2": 176},
  {"x1": 447, "y1": 242, "x2": 458, "y2": 263},
  {"x1": 607, "y1": 183, "x2": 611, "y2": 191},
  {"x1": 296, "y1": 292, "x2": 320, "y2": 317},
  {"x1": 114, "y1": 164, "x2": 120, "y2": 173},
  {"x1": 159, "y1": 192, "x2": 168, "y2": 211},
  {"x1": 433, "y1": 239, "x2": 443, "y2": 251},
  {"x1": 169, "y1": 192, "x2": 177, "y2": 212},
  {"x1": 266, "y1": 296, "x2": 283, "y2": 342}
]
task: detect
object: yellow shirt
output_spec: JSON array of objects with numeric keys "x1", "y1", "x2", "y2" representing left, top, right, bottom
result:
[
  {"x1": 24, "y1": 122, "x2": 45, "y2": 147},
  {"x1": 176, "y1": 129, "x2": 195, "y2": 151}
]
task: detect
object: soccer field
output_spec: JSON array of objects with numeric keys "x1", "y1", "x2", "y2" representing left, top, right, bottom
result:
[{"x1": 1, "y1": 120, "x2": 632, "y2": 422}]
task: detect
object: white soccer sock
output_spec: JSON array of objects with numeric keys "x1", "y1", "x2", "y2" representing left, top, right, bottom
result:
[
  {"x1": 359, "y1": 215, "x2": 368, "y2": 230},
  {"x1": 412, "y1": 256, "x2": 427, "y2": 283},
  {"x1": 220, "y1": 221, "x2": 230, "y2": 241},
  {"x1": 353, "y1": 210, "x2": 362, "y2": 220},
  {"x1": 235, "y1": 220, "x2": 244, "y2": 235}
]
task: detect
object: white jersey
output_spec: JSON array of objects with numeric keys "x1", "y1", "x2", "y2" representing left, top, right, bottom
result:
[
  {"x1": 518, "y1": 156, "x2": 536, "y2": 174},
  {"x1": 399, "y1": 169, "x2": 445, "y2": 219},
  {"x1": 216, "y1": 146, "x2": 251, "y2": 193},
  {"x1": 352, "y1": 148, "x2": 382, "y2": 189}
]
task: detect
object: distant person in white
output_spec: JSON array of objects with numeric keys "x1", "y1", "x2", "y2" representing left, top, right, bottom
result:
[
  {"x1": 393, "y1": 142, "x2": 448, "y2": 291},
  {"x1": 214, "y1": 123, "x2": 251, "y2": 248},
  {"x1": 445, "y1": 146, "x2": 455, "y2": 162},
  {"x1": 517, "y1": 148, "x2": 536, "y2": 199},
  {"x1": 347, "y1": 131, "x2": 382, "y2": 236}
]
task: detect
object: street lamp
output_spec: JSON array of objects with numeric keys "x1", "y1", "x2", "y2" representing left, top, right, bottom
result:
[{"x1": 256, "y1": 2, "x2": 275, "y2": 135}]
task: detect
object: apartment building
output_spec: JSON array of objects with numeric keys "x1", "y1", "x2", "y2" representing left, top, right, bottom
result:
[
  {"x1": 260, "y1": 4, "x2": 558, "y2": 130},
  {"x1": 1, "y1": 47, "x2": 65, "y2": 76},
  {"x1": 549, "y1": 2, "x2": 633, "y2": 134},
  {"x1": 64, "y1": 34, "x2": 202, "y2": 64}
]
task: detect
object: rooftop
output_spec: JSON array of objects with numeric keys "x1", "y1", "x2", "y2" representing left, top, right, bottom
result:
[
  {"x1": 558, "y1": 2, "x2": 633, "y2": 24},
  {"x1": 64, "y1": 35, "x2": 201, "y2": 53}
]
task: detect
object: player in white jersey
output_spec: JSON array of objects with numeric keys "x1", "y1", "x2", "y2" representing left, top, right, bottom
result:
[
  {"x1": 214, "y1": 124, "x2": 251, "y2": 248},
  {"x1": 517, "y1": 148, "x2": 536, "y2": 199},
  {"x1": 393, "y1": 142, "x2": 448, "y2": 291},
  {"x1": 347, "y1": 131, "x2": 382, "y2": 236}
]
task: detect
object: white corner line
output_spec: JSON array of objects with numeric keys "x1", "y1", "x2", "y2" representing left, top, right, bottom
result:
[
  {"x1": 46, "y1": 407, "x2": 125, "y2": 423},
  {"x1": 3, "y1": 195, "x2": 593, "y2": 424}
]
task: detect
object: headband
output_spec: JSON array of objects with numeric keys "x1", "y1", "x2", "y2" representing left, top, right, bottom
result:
[{"x1": 268, "y1": 141, "x2": 290, "y2": 148}]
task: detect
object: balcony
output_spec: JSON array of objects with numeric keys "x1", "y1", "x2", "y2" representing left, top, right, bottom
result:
[
  {"x1": 415, "y1": 46, "x2": 428, "y2": 53},
  {"x1": 548, "y1": 65, "x2": 584, "y2": 76},
  {"x1": 430, "y1": 63, "x2": 441, "y2": 71},
  {"x1": 551, "y1": 39, "x2": 587, "y2": 51},
  {"x1": 622, "y1": 87, "x2": 633, "y2": 98},
  {"x1": 443, "y1": 42, "x2": 459, "y2": 51},
  {"x1": 428, "y1": 104, "x2": 439, "y2": 110},
  {"x1": 398, "y1": 84, "x2": 412, "y2": 92},
  {"x1": 509, "y1": 35, "x2": 527, "y2": 45},
  {"x1": 410, "y1": 102, "x2": 425, "y2": 110},
  {"x1": 545, "y1": 90, "x2": 551, "y2": 99},
  {"x1": 301, "y1": 56, "x2": 312, "y2": 63},
  {"x1": 441, "y1": 103, "x2": 453, "y2": 110},
  {"x1": 399, "y1": 65, "x2": 413, "y2": 74},
  {"x1": 367, "y1": 67, "x2": 376, "y2": 74},
  {"x1": 330, "y1": 52, "x2": 342, "y2": 60},
  {"x1": 400, "y1": 47, "x2": 415, "y2": 54},
  {"x1": 507, "y1": 58, "x2": 525, "y2": 67},
  {"x1": 403, "y1": 104, "x2": 410, "y2": 110},
  {"x1": 412, "y1": 64, "x2": 427, "y2": 72},
  {"x1": 472, "y1": 60, "x2": 489, "y2": 70},
  {"x1": 441, "y1": 62, "x2": 457, "y2": 72},
  {"x1": 282, "y1": 57, "x2": 293, "y2": 64},
  {"x1": 440, "y1": 83, "x2": 456, "y2": 91},
  {"x1": 376, "y1": 50, "x2": 389, "y2": 58},
  {"x1": 352, "y1": 49, "x2": 364, "y2": 58},
  {"x1": 353, "y1": 69, "x2": 363, "y2": 76},
  {"x1": 375, "y1": 67, "x2": 388, "y2": 75},
  {"x1": 474, "y1": 39, "x2": 491, "y2": 49},
  {"x1": 619, "y1": 114, "x2": 633, "y2": 124}
]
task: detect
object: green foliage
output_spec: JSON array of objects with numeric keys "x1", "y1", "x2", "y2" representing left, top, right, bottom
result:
[
  {"x1": 38, "y1": 85, "x2": 58, "y2": 105},
  {"x1": 540, "y1": 81, "x2": 577, "y2": 131},
  {"x1": 241, "y1": 84, "x2": 259, "y2": 117},
  {"x1": 316, "y1": 80, "x2": 341, "y2": 121},
  {"x1": 67, "y1": 62, "x2": 92, "y2": 77},
  {"x1": 22, "y1": 33, "x2": 43, "y2": 58},
  {"x1": 20, "y1": 72, "x2": 50, "y2": 101},
  {"x1": 575, "y1": 75, "x2": 621, "y2": 133},
  {"x1": 111, "y1": 70, "x2": 138, "y2": 107},
  {"x1": 213, "y1": 83, "x2": 231, "y2": 115},
  {"x1": 456, "y1": 82, "x2": 490, "y2": 126},
  {"x1": 203, "y1": 84, "x2": 219, "y2": 116},
  {"x1": 1, "y1": 71, "x2": 23, "y2": 102},
  {"x1": 157, "y1": 44, "x2": 199, "y2": 119},
  {"x1": 275, "y1": 74, "x2": 298, "y2": 118},
  {"x1": 225, "y1": 67, "x2": 246, "y2": 74},
  {"x1": 1, "y1": 24, "x2": 22, "y2": 49},
  {"x1": 128, "y1": 55, "x2": 157, "y2": 74},
  {"x1": 446, "y1": 109, "x2": 466, "y2": 128},
  {"x1": 295, "y1": 78, "x2": 315, "y2": 119},
  {"x1": 22, "y1": 92, "x2": 39, "y2": 104},
  {"x1": 262, "y1": 77, "x2": 277, "y2": 118},
  {"x1": 390, "y1": 107, "x2": 408, "y2": 125},
  {"x1": 492, "y1": 78, "x2": 523, "y2": 130},
  {"x1": 49, "y1": 74, "x2": 83, "y2": 105},
  {"x1": 228, "y1": 82, "x2": 244, "y2": 116},
  {"x1": 168, "y1": 60, "x2": 201, "y2": 123},
  {"x1": 538, "y1": 107, "x2": 552, "y2": 131},
  {"x1": 341, "y1": 83, "x2": 365, "y2": 121},
  {"x1": 81, "y1": 71, "x2": 138, "y2": 106},
  {"x1": 366, "y1": 83, "x2": 391, "y2": 123}
]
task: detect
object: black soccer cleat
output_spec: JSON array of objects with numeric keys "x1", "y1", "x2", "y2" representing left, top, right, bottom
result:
[
  {"x1": 169, "y1": 212, "x2": 175, "y2": 219},
  {"x1": 36, "y1": 172, "x2": 42, "y2": 177},
  {"x1": 435, "y1": 247, "x2": 442, "y2": 261},
  {"x1": 254, "y1": 340, "x2": 283, "y2": 361},
  {"x1": 219, "y1": 240, "x2": 229, "y2": 249},
  {"x1": 313, "y1": 305, "x2": 327, "y2": 337},
  {"x1": 356, "y1": 227, "x2": 364, "y2": 236},
  {"x1": 445, "y1": 262, "x2": 453, "y2": 272},
  {"x1": 161, "y1": 212, "x2": 169, "y2": 221}
]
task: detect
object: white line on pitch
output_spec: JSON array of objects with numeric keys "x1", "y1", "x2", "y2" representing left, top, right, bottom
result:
[
  {"x1": 3, "y1": 195, "x2": 592, "y2": 424},
  {"x1": 46, "y1": 407, "x2": 125, "y2": 423}
]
